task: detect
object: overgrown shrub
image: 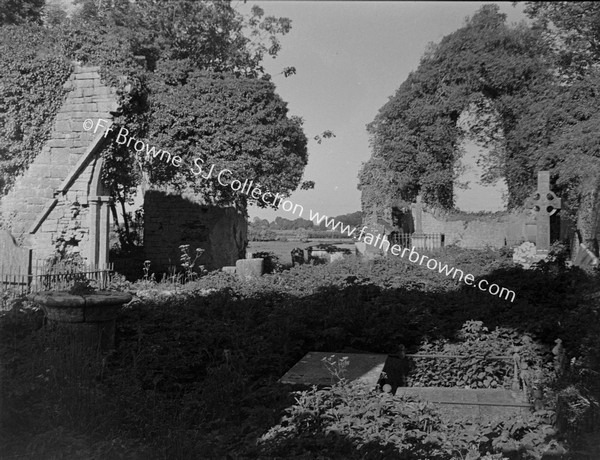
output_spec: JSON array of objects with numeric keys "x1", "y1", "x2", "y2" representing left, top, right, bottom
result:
[
  {"x1": 1, "y1": 248, "x2": 598, "y2": 457},
  {"x1": 408, "y1": 320, "x2": 548, "y2": 392},
  {"x1": 251, "y1": 251, "x2": 283, "y2": 274},
  {"x1": 259, "y1": 362, "x2": 562, "y2": 459}
]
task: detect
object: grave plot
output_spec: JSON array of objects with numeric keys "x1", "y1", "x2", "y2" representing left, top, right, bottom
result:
[
  {"x1": 279, "y1": 352, "x2": 388, "y2": 388},
  {"x1": 280, "y1": 348, "x2": 534, "y2": 423}
]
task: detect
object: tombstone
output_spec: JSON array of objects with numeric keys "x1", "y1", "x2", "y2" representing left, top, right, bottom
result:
[
  {"x1": 0, "y1": 230, "x2": 32, "y2": 273},
  {"x1": 329, "y1": 252, "x2": 344, "y2": 262},
  {"x1": 280, "y1": 351, "x2": 389, "y2": 388},
  {"x1": 573, "y1": 243, "x2": 599, "y2": 267},
  {"x1": 0, "y1": 230, "x2": 33, "y2": 296},
  {"x1": 410, "y1": 195, "x2": 443, "y2": 249},
  {"x1": 235, "y1": 258, "x2": 264, "y2": 279},
  {"x1": 290, "y1": 248, "x2": 305, "y2": 266},
  {"x1": 307, "y1": 246, "x2": 328, "y2": 264},
  {"x1": 529, "y1": 171, "x2": 562, "y2": 255}
]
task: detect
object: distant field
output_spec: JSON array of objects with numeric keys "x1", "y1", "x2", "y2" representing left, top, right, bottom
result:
[{"x1": 248, "y1": 239, "x2": 355, "y2": 266}]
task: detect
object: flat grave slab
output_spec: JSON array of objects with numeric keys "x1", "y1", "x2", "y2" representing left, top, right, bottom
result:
[
  {"x1": 280, "y1": 352, "x2": 388, "y2": 387},
  {"x1": 396, "y1": 387, "x2": 531, "y2": 421}
]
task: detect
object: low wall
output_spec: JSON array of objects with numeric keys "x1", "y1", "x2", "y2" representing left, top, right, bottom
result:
[
  {"x1": 364, "y1": 206, "x2": 574, "y2": 250},
  {"x1": 421, "y1": 209, "x2": 531, "y2": 248}
]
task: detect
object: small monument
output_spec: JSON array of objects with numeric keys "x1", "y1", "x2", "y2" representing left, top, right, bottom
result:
[
  {"x1": 530, "y1": 171, "x2": 561, "y2": 256},
  {"x1": 514, "y1": 171, "x2": 563, "y2": 267},
  {"x1": 410, "y1": 196, "x2": 442, "y2": 249}
]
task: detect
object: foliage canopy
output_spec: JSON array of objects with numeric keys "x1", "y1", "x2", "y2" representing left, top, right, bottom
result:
[
  {"x1": 360, "y1": 3, "x2": 600, "y2": 229},
  {"x1": 0, "y1": 0, "x2": 308, "y2": 247}
]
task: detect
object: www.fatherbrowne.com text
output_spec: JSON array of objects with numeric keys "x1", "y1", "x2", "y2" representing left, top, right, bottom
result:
[{"x1": 85, "y1": 118, "x2": 516, "y2": 302}]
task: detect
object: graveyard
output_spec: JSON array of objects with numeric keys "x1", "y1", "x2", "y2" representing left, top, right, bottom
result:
[
  {"x1": 2, "y1": 243, "x2": 600, "y2": 458},
  {"x1": 2, "y1": 1, "x2": 600, "y2": 459}
]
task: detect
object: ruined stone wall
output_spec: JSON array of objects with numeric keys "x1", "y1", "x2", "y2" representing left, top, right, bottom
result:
[
  {"x1": 0, "y1": 64, "x2": 118, "y2": 263},
  {"x1": 144, "y1": 190, "x2": 248, "y2": 272},
  {"x1": 365, "y1": 204, "x2": 574, "y2": 250},
  {"x1": 418, "y1": 208, "x2": 572, "y2": 249},
  {"x1": 417, "y1": 209, "x2": 528, "y2": 248}
]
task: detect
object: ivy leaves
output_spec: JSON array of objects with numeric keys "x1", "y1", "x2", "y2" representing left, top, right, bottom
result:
[{"x1": 360, "y1": 5, "x2": 552, "y2": 211}]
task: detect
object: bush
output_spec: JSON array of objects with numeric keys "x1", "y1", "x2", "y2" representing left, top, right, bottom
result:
[
  {"x1": 259, "y1": 358, "x2": 561, "y2": 459},
  {"x1": 251, "y1": 251, "x2": 283, "y2": 274},
  {"x1": 408, "y1": 320, "x2": 548, "y2": 393}
]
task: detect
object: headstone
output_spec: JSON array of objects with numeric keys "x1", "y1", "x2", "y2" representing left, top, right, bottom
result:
[
  {"x1": 413, "y1": 195, "x2": 423, "y2": 234},
  {"x1": 411, "y1": 195, "x2": 429, "y2": 249},
  {"x1": 307, "y1": 247, "x2": 329, "y2": 264},
  {"x1": 329, "y1": 252, "x2": 344, "y2": 262},
  {"x1": 290, "y1": 248, "x2": 305, "y2": 266},
  {"x1": 529, "y1": 171, "x2": 561, "y2": 255},
  {"x1": 0, "y1": 230, "x2": 32, "y2": 272},
  {"x1": 235, "y1": 258, "x2": 264, "y2": 279},
  {"x1": 573, "y1": 243, "x2": 599, "y2": 267},
  {"x1": 280, "y1": 351, "x2": 388, "y2": 388},
  {"x1": 222, "y1": 266, "x2": 236, "y2": 275}
]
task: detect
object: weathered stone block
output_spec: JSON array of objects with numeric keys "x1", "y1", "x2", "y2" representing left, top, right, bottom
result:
[{"x1": 236, "y1": 258, "x2": 264, "y2": 279}]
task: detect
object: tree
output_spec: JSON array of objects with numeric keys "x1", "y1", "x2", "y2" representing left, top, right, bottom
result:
[
  {"x1": 0, "y1": 0, "x2": 308, "y2": 248},
  {"x1": 523, "y1": 2, "x2": 600, "y2": 80},
  {"x1": 359, "y1": 5, "x2": 553, "y2": 215},
  {"x1": 521, "y1": 2, "x2": 600, "y2": 250},
  {"x1": 0, "y1": 0, "x2": 45, "y2": 25},
  {"x1": 141, "y1": 68, "x2": 307, "y2": 207}
]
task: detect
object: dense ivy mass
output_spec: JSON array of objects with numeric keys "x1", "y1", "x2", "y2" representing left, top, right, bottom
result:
[
  {"x1": 0, "y1": 0, "x2": 307, "y2": 246},
  {"x1": 359, "y1": 5, "x2": 553, "y2": 213},
  {"x1": 0, "y1": 25, "x2": 72, "y2": 194},
  {"x1": 360, "y1": 2, "x2": 600, "y2": 241},
  {"x1": 145, "y1": 69, "x2": 307, "y2": 206}
]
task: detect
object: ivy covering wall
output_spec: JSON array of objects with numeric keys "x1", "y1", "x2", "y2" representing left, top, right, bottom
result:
[{"x1": 0, "y1": 25, "x2": 72, "y2": 194}]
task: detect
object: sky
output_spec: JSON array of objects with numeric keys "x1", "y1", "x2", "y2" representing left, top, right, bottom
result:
[{"x1": 238, "y1": 1, "x2": 528, "y2": 221}]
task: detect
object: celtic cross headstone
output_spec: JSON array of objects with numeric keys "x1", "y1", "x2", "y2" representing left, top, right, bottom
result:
[{"x1": 530, "y1": 171, "x2": 561, "y2": 254}]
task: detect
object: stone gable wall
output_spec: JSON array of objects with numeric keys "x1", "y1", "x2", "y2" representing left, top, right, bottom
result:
[{"x1": 0, "y1": 64, "x2": 118, "y2": 263}]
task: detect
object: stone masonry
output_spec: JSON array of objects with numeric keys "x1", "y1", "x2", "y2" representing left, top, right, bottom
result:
[
  {"x1": 364, "y1": 202, "x2": 572, "y2": 250},
  {"x1": 0, "y1": 64, "x2": 118, "y2": 267},
  {"x1": 144, "y1": 190, "x2": 248, "y2": 273}
]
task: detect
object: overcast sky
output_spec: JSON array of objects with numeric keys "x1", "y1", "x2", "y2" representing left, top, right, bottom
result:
[{"x1": 239, "y1": 1, "x2": 527, "y2": 221}]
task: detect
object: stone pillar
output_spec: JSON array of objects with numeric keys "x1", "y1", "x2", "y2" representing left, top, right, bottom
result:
[{"x1": 89, "y1": 196, "x2": 112, "y2": 268}]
